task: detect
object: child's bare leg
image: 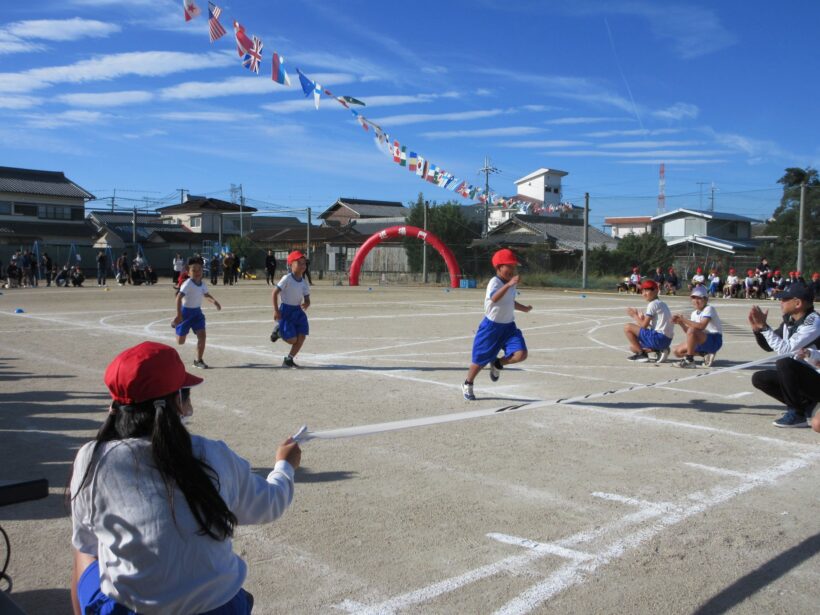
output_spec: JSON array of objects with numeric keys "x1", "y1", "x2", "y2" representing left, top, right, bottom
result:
[
  {"x1": 623, "y1": 323, "x2": 642, "y2": 353},
  {"x1": 195, "y1": 330, "x2": 206, "y2": 361},
  {"x1": 501, "y1": 350, "x2": 527, "y2": 365},
  {"x1": 287, "y1": 334, "x2": 306, "y2": 357},
  {"x1": 465, "y1": 363, "x2": 482, "y2": 383},
  {"x1": 177, "y1": 334, "x2": 187, "y2": 346},
  {"x1": 686, "y1": 330, "x2": 706, "y2": 356},
  {"x1": 673, "y1": 342, "x2": 688, "y2": 358}
]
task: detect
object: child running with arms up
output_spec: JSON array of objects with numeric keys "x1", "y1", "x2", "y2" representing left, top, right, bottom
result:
[
  {"x1": 671, "y1": 285, "x2": 723, "y2": 367},
  {"x1": 623, "y1": 279, "x2": 674, "y2": 363},
  {"x1": 271, "y1": 250, "x2": 310, "y2": 368},
  {"x1": 173, "y1": 258, "x2": 221, "y2": 369},
  {"x1": 462, "y1": 249, "x2": 532, "y2": 401}
]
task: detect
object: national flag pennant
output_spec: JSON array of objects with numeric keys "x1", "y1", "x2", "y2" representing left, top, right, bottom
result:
[
  {"x1": 408, "y1": 151, "x2": 418, "y2": 172},
  {"x1": 271, "y1": 52, "x2": 291, "y2": 86},
  {"x1": 296, "y1": 69, "x2": 322, "y2": 109},
  {"x1": 183, "y1": 0, "x2": 201, "y2": 21},
  {"x1": 208, "y1": 3, "x2": 226, "y2": 42},
  {"x1": 399, "y1": 146, "x2": 407, "y2": 167},
  {"x1": 341, "y1": 95, "x2": 365, "y2": 107},
  {"x1": 242, "y1": 36, "x2": 263, "y2": 73},
  {"x1": 392, "y1": 141, "x2": 401, "y2": 164}
]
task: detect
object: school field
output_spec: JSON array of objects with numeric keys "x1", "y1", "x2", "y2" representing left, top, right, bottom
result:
[{"x1": 1, "y1": 281, "x2": 818, "y2": 614}]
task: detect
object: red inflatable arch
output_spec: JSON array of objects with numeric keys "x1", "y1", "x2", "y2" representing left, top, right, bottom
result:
[{"x1": 348, "y1": 225, "x2": 462, "y2": 288}]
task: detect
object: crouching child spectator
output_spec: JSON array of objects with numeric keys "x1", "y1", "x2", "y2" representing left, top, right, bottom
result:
[
  {"x1": 671, "y1": 286, "x2": 723, "y2": 367},
  {"x1": 623, "y1": 279, "x2": 674, "y2": 363}
]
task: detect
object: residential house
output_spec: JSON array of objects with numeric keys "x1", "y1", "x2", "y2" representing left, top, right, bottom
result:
[
  {"x1": 652, "y1": 208, "x2": 760, "y2": 255},
  {"x1": 318, "y1": 197, "x2": 409, "y2": 228},
  {"x1": 156, "y1": 196, "x2": 258, "y2": 236},
  {"x1": 603, "y1": 216, "x2": 652, "y2": 238}
]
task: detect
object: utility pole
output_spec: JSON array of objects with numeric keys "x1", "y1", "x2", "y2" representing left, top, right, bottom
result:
[
  {"x1": 479, "y1": 156, "x2": 499, "y2": 238},
  {"x1": 422, "y1": 200, "x2": 428, "y2": 283},
  {"x1": 696, "y1": 182, "x2": 707, "y2": 209},
  {"x1": 306, "y1": 207, "x2": 311, "y2": 262},
  {"x1": 582, "y1": 193, "x2": 589, "y2": 289},
  {"x1": 709, "y1": 182, "x2": 716, "y2": 212},
  {"x1": 177, "y1": 188, "x2": 187, "y2": 204},
  {"x1": 131, "y1": 205, "x2": 137, "y2": 245},
  {"x1": 110, "y1": 188, "x2": 116, "y2": 213},
  {"x1": 239, "y1": 183, "x2": 244, "y2": 236},
  {"x1": 797, "y1": 182, "x2": 806, "y2": 273}
]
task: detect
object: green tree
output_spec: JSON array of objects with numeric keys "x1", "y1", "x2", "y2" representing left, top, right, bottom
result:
[
  {"x1": 758, "y1": 167, "x2": 820, "y2": 273},
  {"x1": 612, "y1": 232, "x2": 674, "y2": 274},
  {"x1": 404, "y1": 193, "x2": 480, "y2": 273}
]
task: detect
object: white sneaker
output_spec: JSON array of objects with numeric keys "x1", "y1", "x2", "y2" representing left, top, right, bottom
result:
[
  {"x1": 655, "y1": 348, "x2": 670, "y2": 364},
  {"x1": 703, "y1": 353, "x2": 716, "y2": 367},
  {"x1": 489, "y1": 359, "x2": 501, "y2": 382},
  {"x1": 462, "y1": 382, "x2": 476, "y2": 401}
]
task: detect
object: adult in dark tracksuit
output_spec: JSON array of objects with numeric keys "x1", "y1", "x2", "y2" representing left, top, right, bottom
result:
[
  {"x1": 749, "y1": 284, "x2": 820, "y2": 428},
  {"x1": 265, "y1": 250, "x2": 277, "y2": 285}
]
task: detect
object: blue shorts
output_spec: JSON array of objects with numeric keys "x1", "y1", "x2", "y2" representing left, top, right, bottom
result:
[
  {"x1": 696, "y1": 333, "x2": 723, "y2": 354},
  {"x1": 638, "y1": 329, "x2": 672, "y2": 351},
  {"x1": 279, "y1": 303, "x2": 309, "y2": 340},
  {"x1": 176, "y1": 306, "x2": 206, "y2": 337},
  {"x1": 77, "y1": 560, "x2": 253, "y2": 614},
  {"x1": 471, "y1": 318, "x2": 527, "y2": 366}
]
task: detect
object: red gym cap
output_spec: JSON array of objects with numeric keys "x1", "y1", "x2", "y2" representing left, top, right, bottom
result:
[
  {"x1": 696, "y1": 267, "x2": 702, "y2": 273},
  {"x1": 729, "y1": 268, "x2": 736, "y2": 273},
  {"x1": 640, "y1": 279, "x2": 658, "y2": 291},
  {"x1": 105, "y1": 342, "x2": 202, "y2": 405},
  {"x1": 287, "y1": 250, "x2": 305, "y2": 265},
  {"x1": 491, "y1": 248, "x2": 519, "y2": 267}
]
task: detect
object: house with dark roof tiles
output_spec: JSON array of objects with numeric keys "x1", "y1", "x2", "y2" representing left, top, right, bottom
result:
[{"x1": 319, "y1": 197, "x2": 409, "y2": 227}]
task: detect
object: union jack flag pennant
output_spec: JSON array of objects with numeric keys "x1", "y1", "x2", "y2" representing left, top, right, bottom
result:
[
  {"x1": 183, "y1": 0, "x2": 201, "y2": 21},
  {"x1": 208, "y1": 2, "x2": 226, "y2": 42},
  {"x1": 242, "y1": 36, "x2": 263, "y2": 73},
  {"x1": 271, "y1": 52, "x2": 291, "y2": 86}
]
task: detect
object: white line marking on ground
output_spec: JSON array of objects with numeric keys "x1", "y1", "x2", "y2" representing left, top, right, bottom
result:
[
  {"x1": 486, "y1": 533, "x2": 594, "y2": 562},
  {"x1": 590, "y1": 492, "x2": 678, "y2": 512},
  {"x1": 683, "y1": 462, "x2": 755, "y2": 479}
]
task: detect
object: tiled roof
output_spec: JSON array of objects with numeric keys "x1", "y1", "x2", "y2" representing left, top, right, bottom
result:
[
  {"x1": 0, "y1": 166, "x2": 94, "y2": 200},
  {"x1": 319, "y1": 197, "x2": 408, "y2": 219},
  {"x1": 157, "y1": 196, "x2": 258, "y2": 214},
  {"x1": 480, "y1": 215, "x2": 618, "y2": 251},
  {"x1": 651, "y1": 208, "x2": 758, "y2": 223}
]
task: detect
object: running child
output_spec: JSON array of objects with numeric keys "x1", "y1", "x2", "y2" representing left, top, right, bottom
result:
[
  {"x1": 271, "y1": 250, "x2": 310, "y2": 368},
  {"x1": 462, "y1": 248, "x2": 532, "y2": 401},
  {"x1": 623, "y1": 279, "x2": 674, "y2": 363},
  {"x1": 671, "y1": 286, "x2": 723, "y2": 368},
  {"x1": 172, "y1": 258, "x2": 221, "y2": 369}
]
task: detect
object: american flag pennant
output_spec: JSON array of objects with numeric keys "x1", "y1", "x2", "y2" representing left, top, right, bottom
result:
[
  {"x1": 271, "y1": 52, "x2": 291, "y2": 86},
  {"x1": 183, "y1": 0, "x2": 201, "y2": 21},
  {"x1": 208, "y1": 3, "x2": 226, "y2": 42}
]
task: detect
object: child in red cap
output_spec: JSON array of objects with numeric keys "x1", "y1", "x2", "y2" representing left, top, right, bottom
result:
[
  {"x1": 623, "y1": 279, "x2": 674, "y2": 363},
  {"x1": 723, "y1": 267, "x2": 740, "y2": 298},
  {"x1": 462, "y1": 248, "x2": 532, "y2": 400},
  {"x1": 69, "y1": 342, "x2": 300, "y2": 614},
  {"x1": 271, "y1": 250, "x2": 311, "y2": 367},
  {"x1": 688, "y1": 266, "x2": 705, "y2": 292}
]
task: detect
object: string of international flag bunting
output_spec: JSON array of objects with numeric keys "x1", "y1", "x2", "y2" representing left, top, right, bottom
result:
[{"x1": 183, "y1": 0, "x2": 575, "y2": 214}]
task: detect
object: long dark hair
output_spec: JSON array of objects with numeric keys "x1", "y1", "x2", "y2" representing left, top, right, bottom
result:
[{"x1": 75, "y1": 394, "x2": 237, "y2": 541}]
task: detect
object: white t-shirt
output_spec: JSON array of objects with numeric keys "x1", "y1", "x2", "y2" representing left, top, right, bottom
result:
[
  {"x1": 726, "y1": 275, "x2": 739, "y2": 286},
  {"x1": 173, "y1": 257, "x2": 185, "y2": 273},
  {"x1": 690, "y1": 304, "x2": 722, "y2": 334},
  {"x1": 646, "y1": 298, "x2": 674, "y2": 338},
  {"x1": 276, "y1": 273, "x2": 310, "y2": 306},
  {"x1": 179, "y1": 278, "x2": 208, "y2": 309},
  {"x1": 70, "y1": 436, "x2": 294, "y2": 614},
  {"x1": 484, "y1": 276, "x2": 515, "y2": 324},
  {"x1": 691, "y1": 274, "x2": 705, "y2": 285}
]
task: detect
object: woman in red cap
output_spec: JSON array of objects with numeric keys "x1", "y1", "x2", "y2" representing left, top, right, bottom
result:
[
  {"x1": 271, "y1": 250, "x2": 311, "y2": 368},
  {"x1": 70, "y1": 342, "x2": 301, "y2": 614},
  {"x1": 462, "y1": 248, "x2": 532, "y2": 400}
]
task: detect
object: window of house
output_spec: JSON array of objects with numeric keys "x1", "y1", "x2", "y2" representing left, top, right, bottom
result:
[
  {"x1": 14, "y1": 203, "x2": 38, "y2": 216},
  {"x1": 190, "y1": 217, "x2": 201, "y2": 228},
  {"x1": 38, "y1": 205, "x2": 73, "y2": 220},
  {"x1": 0, "y1": 201, "x2": 11, "y2": 214}
]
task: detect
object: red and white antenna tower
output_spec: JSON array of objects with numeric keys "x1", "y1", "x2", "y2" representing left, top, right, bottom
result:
[{"x1": 657, "y1": 163, "x2": 666, "y2": 214}]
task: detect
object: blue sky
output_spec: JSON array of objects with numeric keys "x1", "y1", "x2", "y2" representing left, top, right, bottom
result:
[{"x1": 1, "y1": 0, "x2": 817, "y2": 227}]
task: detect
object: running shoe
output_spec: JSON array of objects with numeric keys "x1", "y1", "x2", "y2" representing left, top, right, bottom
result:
[
  {"x1": 270, "y1": 323, "x2": 280, "y2": 343},
  {"x1": 489, "y1": 358, "x2": 502, "y2": 382},
  {"x1": 702, "y1": 353, "x2": 716, "y2": 367},
  {"x1": 193, "y1": 359, "x2": 209, "y2": 369},
  {"x1": 676, "y1": 358, "x2": 696, "y2": 369},
  {"x1": 462, "y1": 382, "x2": 476, "y2": 401},
  {"x1": 773, "y1": 409, "x2": 808, "y2": 428},
  {"x1": 282, "y1": 356, "x2": 299, "y2": 368},
  {"x1": 627, "y1": 352, "x2": 650, "y2": 362},
  {"x1": 655, "y1": 349, "x2": 670, "y2": 364}
]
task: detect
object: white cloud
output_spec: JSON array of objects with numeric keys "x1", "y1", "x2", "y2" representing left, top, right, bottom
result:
[
  {"x1": 122, "y1": 128, "x2": 167, "y2": 139},
  {"x1": 57, "y1": 90, "x2": 154, "y2": 107},
  {"x1": 537, "y1": 149, "x2": 731, "y2": 158},
  {"x1": 0, "y1": 51, "x2": 235, "y2": 94},
  {"x1": 160, "y1": 72, "x2": 356, "y2": 101},
  {"x1": 0, "y1": 18, "x2": 119, "y2": 55},
  {"x1": 651, "y1": 102, "x2": 699, "y2": 120},
  {"x1": 421, "y1": 126, "x2": 543, "y2": 139},
  {"x1": 545, "y1": 116, "x2": 627, "y2": 125},
  {"x1": 0, "y1": 95, "x2": 42, "y2": 109},
  {"x1": 368, "y1": 109, "x2": 508, "y2": 127},
  {"x1": 617, "y1": 159, "x2": 728, "y2": 165},
  {"x1": 598, "y1": 140, "x2": 703, "y2": 149},
  {"x1": 156, "y1": 111, "x2": 256, "y2": 122},
  {"x1": 25, "y1": 109, "x2": 109, "y2": 129},
  {"x1": 585, "y1": 128, "x2": 682, "y2": 138},
  {"x1": 501, "y1": 140, "x2": 591, "y2": 148}
]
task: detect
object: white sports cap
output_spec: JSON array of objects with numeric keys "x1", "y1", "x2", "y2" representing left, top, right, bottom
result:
[{"x1": 690, "y1": 286, "x2": 708, "y2": 298}]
